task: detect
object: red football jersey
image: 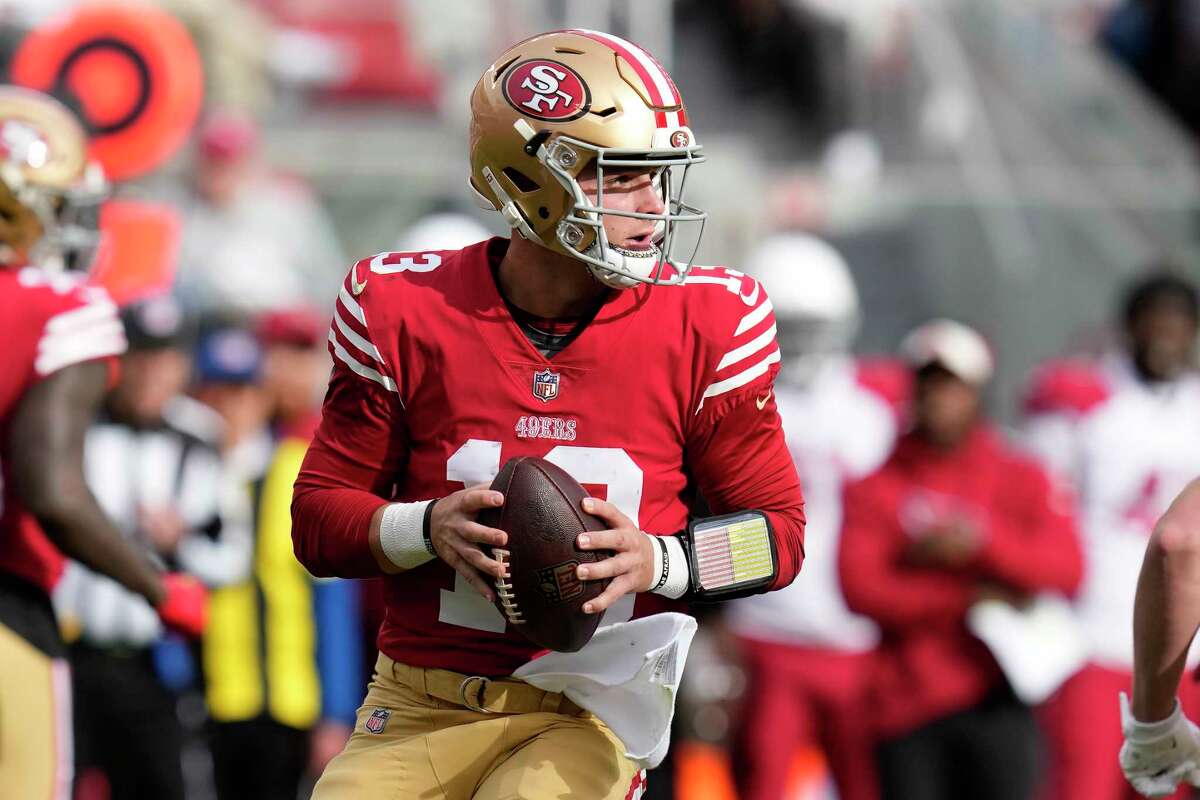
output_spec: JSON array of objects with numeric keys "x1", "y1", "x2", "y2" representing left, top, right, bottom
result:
[
  {"x1": 0, "y1": 267, "x2": 126, "y2": 592},
  {"x1": 294, "y1": 238, "x2": 805, "y2": 676}
]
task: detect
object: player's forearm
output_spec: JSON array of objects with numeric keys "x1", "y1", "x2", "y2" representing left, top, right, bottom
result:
[
  {"x1": 17, "y1": 443, "x2": 165, "y2": 604},
  {"x1": 291, "y1": 485, "x2": 392, "y2": 578},
  {"x1": 1133, "y1": 483, "x2": 1200, "y2": 722},
  {"x1": 35, "y1": 495, "x2": 166, "y2": 604},
  {"x1": 763, "y1": 505, "x2": 805, "y2": 590},
  {"x1": 9, "y1": 361, "x2": 165, "y2": 605}
]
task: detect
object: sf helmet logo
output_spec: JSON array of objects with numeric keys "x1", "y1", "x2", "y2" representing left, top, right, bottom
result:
[{"x1": 503, "y1": 59, "x2": 590, "y2": 122}]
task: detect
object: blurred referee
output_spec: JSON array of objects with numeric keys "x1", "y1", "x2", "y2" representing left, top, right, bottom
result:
[{"x1": 54, "y1": 296, "x2": 252, "y2": 800}]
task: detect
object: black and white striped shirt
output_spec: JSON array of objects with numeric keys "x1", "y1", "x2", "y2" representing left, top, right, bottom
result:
[{"x1": 53, "y1": 397, "x2": 252, "y2": 647}]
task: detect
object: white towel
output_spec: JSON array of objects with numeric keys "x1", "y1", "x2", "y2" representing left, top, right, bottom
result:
[
  {"x1": 514, "y1": 612, "x2": 697, "y2": 769},
  {"x1": 966, "y1": 594, "x2": 1087, "y2": 705}
]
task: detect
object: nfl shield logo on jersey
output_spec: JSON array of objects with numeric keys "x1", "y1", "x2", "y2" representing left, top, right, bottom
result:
[
  {"x1": 365, "y1": 708, "x2": 391, "y2": 734},
  {"x1": 532, "y1": 369, "x2": 560, "y2": 403}
]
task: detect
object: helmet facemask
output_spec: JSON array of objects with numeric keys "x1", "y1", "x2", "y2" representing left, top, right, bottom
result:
[
  {"x1": 33, "y1": 166, "x2": 106, "y2": 272},
  {"x1": 1, "y1": 163, "x2": 107, "y2": 273},
  {"x1": 776, "y1": 312, "x2": 861, "y2": 387},
  {"x1": 540, "y1": 133, "x2": 706, "y2": 289}
]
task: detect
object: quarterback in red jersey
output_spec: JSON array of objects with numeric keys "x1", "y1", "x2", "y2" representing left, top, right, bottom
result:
[
  {"x1": 292, "y1": 29, "x2": 806, "y2": 798},
  {"x1": 0, "y1": 86, "x2": 206, "y2": 799}
]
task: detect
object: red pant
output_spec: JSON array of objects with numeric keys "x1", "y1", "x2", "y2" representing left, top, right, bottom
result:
[
  {"x1": 733, "y1": 637, "x2": 878, "y2": 800},
  {"x1": 1039, "y1": 663, "x2": 1200, "y2": 800}
]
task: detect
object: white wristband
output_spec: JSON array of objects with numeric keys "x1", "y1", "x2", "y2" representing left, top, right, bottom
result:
[
  {"x1": 379, "y1": 500, "x2": 436, "y2": 570},
  {"x1": 651, "y1": 534, "x2": 690, "y2": 600}
]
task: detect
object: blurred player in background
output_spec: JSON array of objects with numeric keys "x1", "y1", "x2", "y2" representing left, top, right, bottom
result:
[
  {"x1": 1024, "y1": 270, "x2": 1200, "y2": 800},
  {"x1": 291, "y1": 29, "x2": 806, "y2": 799},
  {"x1": 728, "y1": 232, "x2": 895, "y2": 800},
  {"x1": 840, "y1": 320, "x2": 1083, "y2": 800},
  {"x1": 200, "y1": 315, "x2": 361, "y2": 800},
  {"x1": 0, "y1": 85, "x2": 206, "y2": 800},
  {"x1": 54, "y1": 295, "x2": 252, "y2": 800}
]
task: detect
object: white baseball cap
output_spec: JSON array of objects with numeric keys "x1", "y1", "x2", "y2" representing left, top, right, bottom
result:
[{"x1": 900, "y1": 319, "x2": 994, "y2": 385}]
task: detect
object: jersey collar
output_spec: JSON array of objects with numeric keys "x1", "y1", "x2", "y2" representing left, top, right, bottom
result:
[{"x1": 462, "y1": 237, "x2": 650, "y2": 371}]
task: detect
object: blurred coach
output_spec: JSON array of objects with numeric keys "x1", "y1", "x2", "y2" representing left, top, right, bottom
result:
[{"x1": 839, "y1": 320, "x2": 1083, "y2": 800}]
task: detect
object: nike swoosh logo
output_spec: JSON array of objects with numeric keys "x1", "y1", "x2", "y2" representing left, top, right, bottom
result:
[
  {"x1": 756, "y1": 389, "x2": 771, "y2": 410},
  {"x1": 350, "y1": 264, "x2": 367, "y2": 296},
  {"x1": 740, "y1": 282, "x2": 760, "y2": 306}
]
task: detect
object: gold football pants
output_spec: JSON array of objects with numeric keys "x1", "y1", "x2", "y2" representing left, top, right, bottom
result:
[
  {"x1": 313, "y1": 652, "x2": 645, "y2": 799},
  {"x1": 0, "y1": 621, "x2": 72, "y2": 799}
]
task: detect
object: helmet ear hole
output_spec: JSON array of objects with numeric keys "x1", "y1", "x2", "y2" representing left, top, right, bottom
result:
[{"x1": 502, "y1": 167, "x2": 540, "y2": 194}]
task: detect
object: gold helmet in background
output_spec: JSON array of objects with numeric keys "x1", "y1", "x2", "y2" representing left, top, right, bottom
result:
[
  {"x1": 0, "y1": 86, "x2": 106, "y2": 271},
  {"x1": 469, "y1": 29, "x2": 706, "y2": 289}
]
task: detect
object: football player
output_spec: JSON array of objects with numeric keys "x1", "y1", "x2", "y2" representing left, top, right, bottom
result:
[
  {"x1": 727, "y1": 233, "x2": 896, "y2": 800},
  {"x1": 0, "y1": 86, "x2": 206, "y2": 799},
  {"x1": 1024, "y1": 272, "x2": 1200, "y2": 800},
  {"x1": 291, "y1": 29, "x2": 806, "y2": 799}
]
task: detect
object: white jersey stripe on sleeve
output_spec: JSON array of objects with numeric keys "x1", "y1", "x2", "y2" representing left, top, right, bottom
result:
[
  {"x1": 333, "y1": 305, "x2": 384, "y2": 364},
  {"x1": 44, "y1": 299, "x2": 119, "y2": 335},
  {"x1": 35, "y1": 330, "x2": 127, "y2": 376},
  {"x1": 700, "y1": 349, "x2": 781, "y2": 403},
  {"x1": 717, "y1": 323, "x2": 778, "y2": 371},
  {"x1": 40, "y1": 319, "x2": 126, "y2": 355},
  {"x1": 337, "y1": 285, "x2": 366, "y2": 327},
  {"x1": 328, "y1": 331, "x2": 398, "y2": 394},
  {"x1": 735, "y1": 298, "x2": 773, "y2": 336}
]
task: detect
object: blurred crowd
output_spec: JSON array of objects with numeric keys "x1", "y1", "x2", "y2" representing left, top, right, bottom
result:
[{"x1": 3, "y1": 1, "x2": 1200, "y2": 799}]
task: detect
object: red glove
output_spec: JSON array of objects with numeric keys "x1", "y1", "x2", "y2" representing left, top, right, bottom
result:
[{"x1": 156, "y1": 573, "x2": 209, "y2": 638}]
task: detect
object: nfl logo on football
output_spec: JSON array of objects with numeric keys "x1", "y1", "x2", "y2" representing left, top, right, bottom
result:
[{"x1": 532, "y1": 369, "x2": 560, "y2": 403}]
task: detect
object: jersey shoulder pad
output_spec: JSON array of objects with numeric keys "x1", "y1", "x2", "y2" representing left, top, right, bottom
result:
[
  {"x1": 11, "y1": 268, "x2": 126, "y2": 378},
  {"x1": 682, "y1": 265, "x2": 780, "y2": 410},
  {"x1": 326, "y1": 249, "x2": 459, "y2": 397},
  {"x1": 1022, "y1": 358, "x2": 1110, "y2": 416}
]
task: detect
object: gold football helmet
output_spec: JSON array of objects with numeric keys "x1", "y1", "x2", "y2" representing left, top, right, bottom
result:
[
  {"x1": 0, "y1": 86, "x2": 106, "y2": 271},
  {"x1": 469, "y1": 29, "x2": 706, "y2": 289}
]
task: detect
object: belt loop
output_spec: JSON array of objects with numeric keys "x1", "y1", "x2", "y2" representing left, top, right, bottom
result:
[
  {"x1": 412, "y1": 665, "x2": 429, "y2": 698},
  {"x1": 388, "y1": 654, "x2": 400, "y2": 684}
]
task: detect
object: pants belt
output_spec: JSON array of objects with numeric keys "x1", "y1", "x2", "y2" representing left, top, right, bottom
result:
[{"x1": 377, "y1": 652, "x2": 584, "y2": 716}]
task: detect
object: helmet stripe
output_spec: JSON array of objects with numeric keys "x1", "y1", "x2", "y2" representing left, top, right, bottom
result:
[{"x1": 569, "y1": 29, "x2": 683, "y2": 129}]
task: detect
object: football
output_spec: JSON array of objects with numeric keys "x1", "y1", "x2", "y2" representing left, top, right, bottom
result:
[{"x1": 477, "y1": 456, "x2": 612, "y2": 652}]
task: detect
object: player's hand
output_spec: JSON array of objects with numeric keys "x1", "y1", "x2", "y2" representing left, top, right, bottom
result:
[
  {"x1": 1120, "y1": 692, "x2": 1200, "y2": 797},
  {"x1": 156, "y1": 572, "x2": 209, "y2": 638},
  {"x1": 428, "y1": 486, "x2": 508, "y2": 602},
  {"x1": 575, "y1": 497, "x2": 655, "y2": 614},
  {"x1": 906, "y1": 522, "x2": 981, "y2": 570}
]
